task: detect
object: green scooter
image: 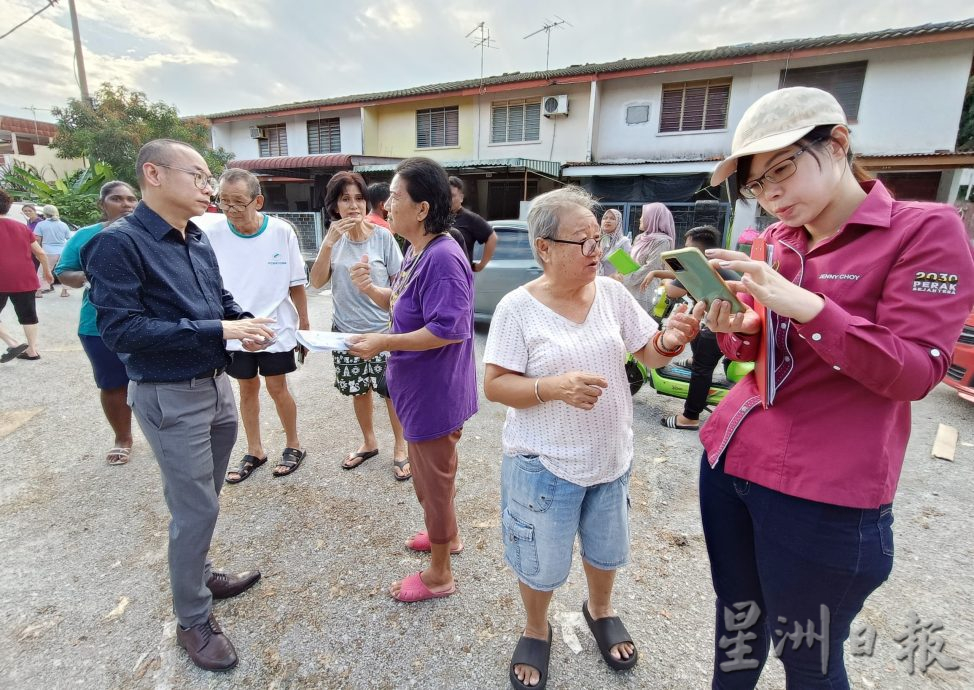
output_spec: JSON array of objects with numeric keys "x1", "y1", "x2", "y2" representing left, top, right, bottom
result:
[
  {"x1": 627, "y1": 286, "x2": 754, "y2": 404},
  {"x1": 626, "y1": 354, "x2": 754, "y2": 405}
]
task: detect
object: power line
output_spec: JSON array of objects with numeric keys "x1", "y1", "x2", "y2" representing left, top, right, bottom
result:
[{"x1": 0, "y1": 0, "x2": 60, "y2": 42}]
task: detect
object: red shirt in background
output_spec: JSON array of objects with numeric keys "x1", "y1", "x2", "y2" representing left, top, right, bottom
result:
[
  {"x1": 366, "y1": 212, "x2": 390, "y2": 230},
  {"x1": 0, "y1": 217, "x2": 41, "y2": 293}
]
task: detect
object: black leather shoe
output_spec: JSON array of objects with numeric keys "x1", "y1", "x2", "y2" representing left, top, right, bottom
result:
[
  {"x1": 207, "y1": 569, "x2": 261, "y2": 600},
  {"x1": 175, "y1": 613, "x2": 238, "y2": 671}
]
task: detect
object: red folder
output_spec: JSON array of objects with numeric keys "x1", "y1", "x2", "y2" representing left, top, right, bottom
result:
[{"x1": 749, "y1": 238, "x2": 774, "y2": 408}]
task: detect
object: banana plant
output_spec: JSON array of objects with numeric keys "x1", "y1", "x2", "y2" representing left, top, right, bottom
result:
[{"x1": 0, "y1": 161, "x2": 116, "y2": 227}]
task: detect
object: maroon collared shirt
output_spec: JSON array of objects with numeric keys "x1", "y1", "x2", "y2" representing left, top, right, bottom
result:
[{"x1": 701, "y1": 180, "x2": 974, "y2": 508}]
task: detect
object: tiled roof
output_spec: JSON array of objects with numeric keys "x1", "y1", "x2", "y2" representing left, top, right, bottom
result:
[{"x1": 205, "y1": 18, "x2": 974, "y2": 120}]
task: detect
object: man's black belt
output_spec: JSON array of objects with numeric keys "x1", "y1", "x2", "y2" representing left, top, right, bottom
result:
[{"x1": 193, "y1": 367, "x2": 226, "y2": 380}]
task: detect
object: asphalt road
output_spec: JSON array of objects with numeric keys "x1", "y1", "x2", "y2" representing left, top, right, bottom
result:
[{"x1": 1, "y1": 287, "x2": 971, "y2": 689}]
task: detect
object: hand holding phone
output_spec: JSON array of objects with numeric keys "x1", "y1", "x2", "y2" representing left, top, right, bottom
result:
[{"x1": 660, "y1": 247, "x2": 745, "y2": 313}]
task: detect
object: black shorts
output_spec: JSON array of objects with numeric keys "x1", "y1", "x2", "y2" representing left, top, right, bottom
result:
[
  {"x1": 227, "y1": 350, "x2": 296, "y2": 380},
  {"x1": 0, "y1": 291, "x2": 39, "y2": 325}
]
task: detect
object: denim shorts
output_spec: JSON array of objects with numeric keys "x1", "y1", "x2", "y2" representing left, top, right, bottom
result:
[
  {"x1": 500, "y1": 453, "x2": 631, "y2": 591},
  {"x1": 79, "y1": 334, "x2": 128, "y2": 390}
]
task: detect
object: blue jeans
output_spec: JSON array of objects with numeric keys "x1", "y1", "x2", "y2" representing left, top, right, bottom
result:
[
  {"x1": 501, "y1": 454, "x2": 631, "y2": 591},
  {"x1": 699, "y1": 453, "x2": 893, "y2": 689}
]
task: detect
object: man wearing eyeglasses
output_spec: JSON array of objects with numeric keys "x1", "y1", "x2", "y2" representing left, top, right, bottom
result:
[
  {"x1": 202, "y1": 168, "x2": 309, "y2": 483},
  {"x1": 82, "y1": 139, "x2": 275, "y2": 672}
]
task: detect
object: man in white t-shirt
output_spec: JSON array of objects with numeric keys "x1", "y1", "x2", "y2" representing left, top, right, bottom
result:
[{"x1": 204, "y1": 168, "x2": 309, "y2": 482}]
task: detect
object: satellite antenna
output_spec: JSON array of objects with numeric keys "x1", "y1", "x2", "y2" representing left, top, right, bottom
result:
[
  {"x1": 466, "y1": 22, "x2": 497, "y2": 83},
  {"x1": 523, "y1": 16, "x2": 571, "y2": 70}
]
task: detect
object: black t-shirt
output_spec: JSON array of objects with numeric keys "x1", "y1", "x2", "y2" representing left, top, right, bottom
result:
[{"x1": 451, "y1": 207, "x2": 493, "y2": 263}]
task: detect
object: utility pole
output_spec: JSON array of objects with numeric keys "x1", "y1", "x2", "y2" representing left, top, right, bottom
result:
[{"x1": 67, "y1": 0, "x2": 91, "y2": 104}]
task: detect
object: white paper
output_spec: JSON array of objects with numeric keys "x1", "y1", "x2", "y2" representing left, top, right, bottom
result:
[{"x1": 296, "y1": 330, "x2": 355, "y2": 352}]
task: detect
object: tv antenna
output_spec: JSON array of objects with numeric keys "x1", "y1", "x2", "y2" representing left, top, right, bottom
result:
[
  {"x1": 466, "y1": 22, "x2": 497, "y2": 83},
  {"x1": 523, "y1": 16, "x2": 571, "y2": 70}
]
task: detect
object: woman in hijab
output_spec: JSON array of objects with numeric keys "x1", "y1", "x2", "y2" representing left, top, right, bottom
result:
[
  {"x1": 622, "y1": 202, "x2": 676, "y2": 312},
  {"x1": 596, "y1": 209, "x2": 630, "y2": 279}
]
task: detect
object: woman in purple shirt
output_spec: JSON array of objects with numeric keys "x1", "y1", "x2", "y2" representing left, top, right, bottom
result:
[
  {"x1": 701, "y1": 87, "x2": 974, "y2": 688},
  {"x1": 348, "y1": 157, "x2": 477, "y2": 603}
]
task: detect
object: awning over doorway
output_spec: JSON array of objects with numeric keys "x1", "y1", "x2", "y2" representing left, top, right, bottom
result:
[
  {"x1": 229, "y1": 154, "x2": 402, "y2": 179},
  {"x1": 353, "y1": 157, "x2": 561, "y2": 178}
]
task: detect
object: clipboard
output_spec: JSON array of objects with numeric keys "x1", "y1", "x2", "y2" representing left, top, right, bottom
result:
[{"x1": 750, "y1": 238, "x2": 775, "y2": 408}]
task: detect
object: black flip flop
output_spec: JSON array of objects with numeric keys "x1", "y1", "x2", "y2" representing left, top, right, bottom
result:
[
  {"x1": 661, "y1": 415, "x2": 700, "y2": 431},
  {"x1": 274, "y1": 447, "x2": 307, "y2": 477},
  {"x1": 225, "y1": 454, "x2": 267, "y2": 484},
  {"x1": 582, "y1": 600, "x2": 638, "y2": 671},
  {"x1": 341, "y1": 448, "x2": 378, "y2": 470},
  {"x1": 510, "y1": 622, "x2": 552, "y2": 690},
  {"x1": 393, "y1": 457, "x2": 411, "y2": 481},
  {"x1": 1, "y1": 344, "x2": 29, "y2": 363}
]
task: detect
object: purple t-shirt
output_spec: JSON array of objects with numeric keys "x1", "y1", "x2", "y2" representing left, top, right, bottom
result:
[{"x1": 387, "y1": 234, "x2": 478, "y2": 442}]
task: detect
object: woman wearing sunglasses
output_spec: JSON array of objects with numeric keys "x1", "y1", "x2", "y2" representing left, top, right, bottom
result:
[
  {"x1": 700, "y1": 87, "x2": 974, "y2": 688},
  {"x1": 483, "y1": 186, "x2": 703, "y2": 689}
]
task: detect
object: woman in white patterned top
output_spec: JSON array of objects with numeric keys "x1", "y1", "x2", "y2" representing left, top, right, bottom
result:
[{"x1": 483, "y1": 186, "x2": 703, "y2": 690}]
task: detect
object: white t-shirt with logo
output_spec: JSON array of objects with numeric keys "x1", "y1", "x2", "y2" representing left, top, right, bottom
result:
[
  {"x1": 204, "y1": 215, "x2": 307, "y2": 352},
  {"x1": 484, "y1": 277, "x2": 657, "y2": 487}
]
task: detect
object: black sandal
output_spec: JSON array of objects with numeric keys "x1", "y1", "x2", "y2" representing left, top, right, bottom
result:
[
  {"x1": 341, "y1": 448, "x2": 378, "y2": 470},
  {"x1": 393, "y1": 457, "x2": 411, "y2": 481},
  {"x1": 274, "y1": 447, "x2": 306, "y2": 477},
  {"x1": 582, "y1": 600, "x2": 638, "y2": 671},
  {"x1": 510, "y1": 622, "x2": 552, "y2": 690},
  {"x1": 225, "y1": 454, "x2": 267, "y2": 484}
]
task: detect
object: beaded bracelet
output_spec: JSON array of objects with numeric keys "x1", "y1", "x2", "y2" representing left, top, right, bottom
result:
[
  {"x1": 652, "y1": 329, "x2": 685, "y2": 357},
  {"x1": 534, "y1": 377, "x2": 545, "y2": 404}
]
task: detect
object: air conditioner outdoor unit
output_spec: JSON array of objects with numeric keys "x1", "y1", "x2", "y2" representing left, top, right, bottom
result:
[
  {"x1": 543, "y1": 95, "x2": 569, "y2": 118},
  {"x1": 249, "y1": 126, "x2": 266, "y2": 139}
]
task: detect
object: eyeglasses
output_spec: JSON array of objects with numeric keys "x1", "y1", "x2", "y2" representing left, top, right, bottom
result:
[
  {"x1": 217, "y1": 197, "x2": 258, "y2": 213},
  {"x1": 546, "y1": 234, "x2": 613, "y2": 257},
  {"x1": 739, "y1": 146, "x2": 809, "y2": 199},
  {"x1": 155, "y1": 164, "x2": 217, "y2": 192}
]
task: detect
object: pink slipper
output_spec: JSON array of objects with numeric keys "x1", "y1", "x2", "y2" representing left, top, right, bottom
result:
[
  {"x1": 392, "y1": 571, "x2": 456, "y2": 603},
  {"x1": 406, "y1": 530, "x2": 463, "y2": 554}
]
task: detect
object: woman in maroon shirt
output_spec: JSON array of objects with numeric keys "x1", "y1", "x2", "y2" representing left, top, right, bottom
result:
[
  {"x1": 0, "y1": 189, "x2": 54, "y2": 361},
  {"x1": 699, "y1": 88, "x2": 974, "y2": 688}
]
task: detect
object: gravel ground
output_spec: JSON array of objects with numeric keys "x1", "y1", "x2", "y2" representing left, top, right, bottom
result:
[{"x1": 1, "y1": 288, "x2": 972, "y2": 689}]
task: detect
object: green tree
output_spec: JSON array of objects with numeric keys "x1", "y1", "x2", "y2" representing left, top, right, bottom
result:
[
  {"x1": 1, "y1": 160, "x2": 115, "y2": 227},
  {"x1": 50, "y1": 83, "x2": 233, "y2": 187},
  {"x1": 958, "y1": 75, "x2": 974, "y2": 152}
]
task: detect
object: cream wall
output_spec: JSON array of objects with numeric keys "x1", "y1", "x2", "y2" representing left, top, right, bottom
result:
[
  {"x1": 474, "y1": 83, "x2": 591, "y2": 162},
  {"x1": 8, "y1": 145, "x2": 84, "y2": 179},
  {"x1": 212, "y1": 108, "x2": 363, "y2": 159},
  {"x1": 363, "y1": 96, "x2": 476, "y2": 160},
  {"x1": 594, "y1": 41, "x2": 974, "y2": 161}
]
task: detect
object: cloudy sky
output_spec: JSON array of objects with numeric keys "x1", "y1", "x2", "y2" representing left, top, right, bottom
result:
[{"x1": 0, "y1": 0, "x2": 971, "y2": 120}]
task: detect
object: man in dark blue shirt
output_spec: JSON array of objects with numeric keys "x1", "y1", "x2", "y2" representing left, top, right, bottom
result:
[{"x1": 83, "y1": 139, "x2": 276, "y2": 672}]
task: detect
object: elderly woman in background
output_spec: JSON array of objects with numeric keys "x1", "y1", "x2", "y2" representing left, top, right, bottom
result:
[
  {"x1": 348, "y1": 157, "x2": 477, "y2": 602},
  {"x1": 483, "y1": 186, "x2": 702, "y2": 689},
  {"x1": 310, "y1": 172, "x2": 409, "y2": 479},
  {"x1": 622, "y1": 202, "x2": 676, "y2": 312},
  {"x1": 34, "y1": 204, "x2": 73, "y2": 297},
  {"x1": 596, "y1": 208, "x2": 630, "y2": 279}
]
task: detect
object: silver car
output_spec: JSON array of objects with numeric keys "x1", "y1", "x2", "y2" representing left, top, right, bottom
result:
[{"x1": 473, "y1": 220, "x2": 541, "y2": 322}]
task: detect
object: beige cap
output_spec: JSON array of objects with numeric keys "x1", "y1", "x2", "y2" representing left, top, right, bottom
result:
[{"x1": 710, "y1": 87, "x2": 847, "y2": 186}]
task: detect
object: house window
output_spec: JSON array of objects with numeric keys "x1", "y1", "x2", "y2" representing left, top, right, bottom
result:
[
  {"x1": 779, "y1": 61, "x2": 867, "y2": 122},
  {"x1": 626, "y1": 104, "x2": 651, "y2": 125},
  {"x1": 659, "y1": 79, "x2": 731, "y2": 133},
  {"x1": 416, "y1": 106, "x2": 459, "y2": 148},
  {"x1": 258, "y1": 124, "x2": 288, "y2": 157},
  {"x1": 490, "y1": 100, "x2": 541, "y2": 143},
  {"x1": 307, "y1": 118, "x2": 341, "y2": 154}
]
